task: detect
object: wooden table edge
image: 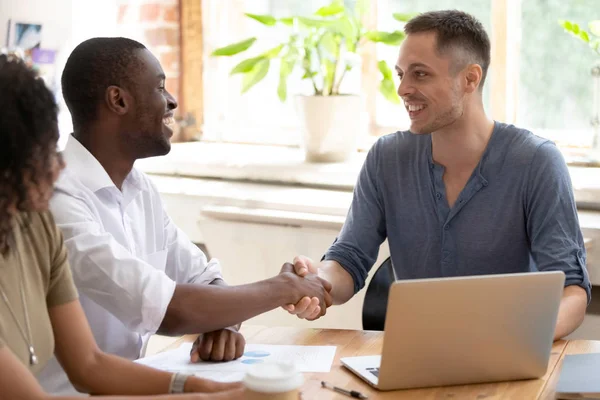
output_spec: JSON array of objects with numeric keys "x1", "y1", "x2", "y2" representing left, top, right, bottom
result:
[{"x1": 537, "y1": 340, "x2": 569, "y2": 399}]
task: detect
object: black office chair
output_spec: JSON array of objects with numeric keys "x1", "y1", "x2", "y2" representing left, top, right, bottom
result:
[{"x1": 361, "y1": 257, "x2": 396, "y2": 331}]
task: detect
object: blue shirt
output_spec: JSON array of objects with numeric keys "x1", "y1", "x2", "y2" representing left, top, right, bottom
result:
[{"x1": 324, "y1": 122, "x2": 591, "y2": 301}]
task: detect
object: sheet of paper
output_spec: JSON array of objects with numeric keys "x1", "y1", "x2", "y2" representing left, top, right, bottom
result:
[{"x1": 136, "y1": 342, "x2": 337, "y2": 379}]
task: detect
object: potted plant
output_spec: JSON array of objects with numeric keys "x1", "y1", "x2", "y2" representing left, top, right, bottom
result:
[
  {"x1": 559, "y1": 19, "x2": 600, "y2": 154},
  {"x1": 211, "y1": 0, "x2": 413, "y2": 162}
]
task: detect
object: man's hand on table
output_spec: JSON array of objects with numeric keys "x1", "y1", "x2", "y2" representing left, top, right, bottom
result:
[{"x1": 190, "y1": 326, "x2": 246, "y2": 362}]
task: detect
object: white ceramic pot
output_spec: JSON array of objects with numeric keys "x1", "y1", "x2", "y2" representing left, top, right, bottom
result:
[{"x1": 294, "y1": 94, "x2": 362, "y2": 163}]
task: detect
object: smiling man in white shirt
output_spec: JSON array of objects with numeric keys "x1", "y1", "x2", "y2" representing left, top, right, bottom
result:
[{"x1": 38, "y1": 37, "x2": 332, "y2": 395}]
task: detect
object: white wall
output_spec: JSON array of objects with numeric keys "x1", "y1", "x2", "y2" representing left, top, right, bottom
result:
[
  {"x1": 58, "y1": 0, "x2": 118, "y2": 147},
  {"x1": 0, "y1": 0, "x2": 118, "y2": 147},
  {"x1": 70, "y1": 0, "x2": 118, "y2": 44},
  {"x1": 0, "y1": 0, "x2": 73, "y2": 51}
]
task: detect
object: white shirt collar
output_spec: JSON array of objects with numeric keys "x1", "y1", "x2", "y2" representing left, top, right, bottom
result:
[{"x1": 62, "y1": 135, "x2": 146, "y2": 194}]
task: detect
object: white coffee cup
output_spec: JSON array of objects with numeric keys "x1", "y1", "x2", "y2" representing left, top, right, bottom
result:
[{"x1": 243, "y1": 361, "x2": 303, "y2": 400}]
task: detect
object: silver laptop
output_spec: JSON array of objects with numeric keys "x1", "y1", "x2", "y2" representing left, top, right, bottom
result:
[{"x1": 341, "y1": 271, "x2": 565, "y2": 391}]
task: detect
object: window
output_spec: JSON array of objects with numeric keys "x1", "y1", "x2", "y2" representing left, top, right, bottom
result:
[
  {"x1": 200, "y1": 0, "x2": 599, "y2": 154},
  {"x1": 517, "y1": 0, "x2": 598, "y2": 150}
]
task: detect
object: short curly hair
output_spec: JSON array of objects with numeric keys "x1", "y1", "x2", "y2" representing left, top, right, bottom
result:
[
  {"x1": 0, "y1": 54, "x2": 59, "y2": 254},
  {"x1": 61, "y1": 37, "x2": 146, "y2": 130}
]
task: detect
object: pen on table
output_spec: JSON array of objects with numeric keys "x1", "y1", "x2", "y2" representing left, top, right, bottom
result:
[{"x1": 321, "y1": 381, "x2": 368, "y2": 399}]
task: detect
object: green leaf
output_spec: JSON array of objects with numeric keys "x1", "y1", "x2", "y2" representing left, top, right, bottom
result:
[
  {"x1": 379, "y1": 77, "x2": 400, "y2": 104},
  {"x1": 302, "y1": 70, "x2": 317, "y2": 79},
  {"x1": 230, "y1": 56, "x2": 265, "y2": 74},
  {"x1": 241, "y1": 59, "x2": 270, "y2": 93},
  {"x1": 315, "y1": 1, "x2": 345, "y2": 17},
  {"x1": 333, "y1": 15, "x2": 356, "y2": 41},
  {"x1": 355, "y1": 0, "x2": 369, "y2": 19},
  {"x1": 346, "y1": 17, "x2": 360, "y2": 52},
  {"x1": 559, "y1": 20, "x2": 594, "y2": 46},
  {"x1": 591, "y1": 39, "x2": 600, "y2": 54},
  {"x1": 323, "y1": 58, "x2": 336, "y2": 95},
  {"x1": 277, "y1": 58, "x2": 295, "y2": 101},
  {"x1": 279, "y1": 17, "x2": 295, "y2": 26},
  {"x1": 379, "y1": 59, "x2": 399, "y2": 103},
  {"x1": 320, "y1": 31, "x2": 338, "y2": 55},
  {"x1": 580, "y1": 30, "x2": 590, "y2": 43},
  {"x1": 212, "y1": 38, "x2": 256, "y2": 56},
  {"x1": 244, "y1": 13, "x2": 277, "y2": 26},
  {"x1": 377, "y1": 60, "x2": 393, "y2": 80},
  {"x1": 299, "y1": 17, "x2": 333, "y2": 29},
  {"x1": 277, "y1": 77, "x2": 288, "y2": 101},
  {"x1": 365, "y1": 30, "x2": 406, "y2": 45},
  {"x1": 589, "y1": 20, "x2": 600, "y2": 37},
  {"x1": 392, "y1": 12, "x2": 416, "y2": 22},
  {"x1": 559, "y1": 20, "x2": 573, "y2": 32},
  {"x1": 262, "y1": 44, "x2": 284, "y2": 58}
]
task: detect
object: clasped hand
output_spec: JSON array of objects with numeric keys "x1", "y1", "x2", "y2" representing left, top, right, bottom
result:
[{"x1": 281, "y1": 255, "x2": 332, "y2": 321}]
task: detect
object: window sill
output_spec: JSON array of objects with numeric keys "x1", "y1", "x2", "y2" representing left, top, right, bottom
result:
[
  {"x1": 136, "y1": 142, "x2": 364, "y2": 190},
  {"x1": 135, "y1": 141, "x2": 600, "y2": 209}
]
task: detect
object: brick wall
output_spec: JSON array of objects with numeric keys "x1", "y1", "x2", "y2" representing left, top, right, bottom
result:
[{"x1": 116, "y1": 0, "x2": 181, "y2": 112}]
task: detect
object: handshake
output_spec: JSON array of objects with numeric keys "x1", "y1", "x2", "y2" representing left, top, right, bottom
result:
[{"x1": 277, "y1": 255, "x2": 333, "y2": 321}]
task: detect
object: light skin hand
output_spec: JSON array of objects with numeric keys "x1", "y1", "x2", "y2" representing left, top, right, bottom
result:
[
  {"x1": 0, "y1": 342, "x2": 244, "y2": 399},
  {"x1": 282, "y1": 256, "x2": 359, "y2": 320},
  {"x1": 282, "y1": 255, "x2": 327, "y2": 320},
  {"x1": 553, "y1": 285, "x2": 588, "y2": 341},
  {"x1": 190, "y1": 327, "x2": 246, "y2": 362},
  {"x1": 184, "y1": 378, "x2": 243, "y2": 394},
  {"x1": 279, "y1": 261, "x2": 332, "y2": 319}
]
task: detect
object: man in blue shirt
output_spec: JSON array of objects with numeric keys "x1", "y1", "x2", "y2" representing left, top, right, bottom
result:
[{"x1": 285, "y1": 10, "x2": 590, "y2": 340}]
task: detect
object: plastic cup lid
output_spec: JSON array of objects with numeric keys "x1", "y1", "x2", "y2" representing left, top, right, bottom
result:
[{"x1": 243, "y1": 361, "x2": 304, "y2": 393}]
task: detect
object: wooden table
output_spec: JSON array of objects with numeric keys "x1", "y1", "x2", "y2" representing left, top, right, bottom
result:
[{"x1": 158, "y1": 326, "x2": 600, "y2": 399}]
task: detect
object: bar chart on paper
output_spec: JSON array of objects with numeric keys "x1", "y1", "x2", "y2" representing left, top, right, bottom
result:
[{"x1": 136, "y1": 342, "x2": 337, "y2": 382}]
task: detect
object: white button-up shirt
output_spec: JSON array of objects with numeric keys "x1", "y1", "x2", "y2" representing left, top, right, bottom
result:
[{"x1": 38, "y1": 136, "x2": 222, "y2": 394}]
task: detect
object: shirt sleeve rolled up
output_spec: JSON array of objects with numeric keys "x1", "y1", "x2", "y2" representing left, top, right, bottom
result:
[
  {"x1": 524, "y1": 141, "x2": 592, "y2": 303},
  {"x1": 323, "y1": 141, "x2": 387, "y2": 293}
]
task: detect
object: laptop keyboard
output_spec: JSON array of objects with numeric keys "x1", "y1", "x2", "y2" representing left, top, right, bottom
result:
[{"x1": 366, "y1": 367, "x2": 379, "y2": 377}]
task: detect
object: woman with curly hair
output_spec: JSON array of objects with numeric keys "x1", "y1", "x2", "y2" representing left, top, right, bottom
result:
[{"x1": 0, "y1": 53, "x2": 243, "y2": 399}]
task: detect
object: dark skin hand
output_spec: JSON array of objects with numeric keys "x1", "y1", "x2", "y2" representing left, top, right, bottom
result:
[
  {"x1": 190, "y1": 280, "x2": 245, "y2": 362},
  {"x1": 190, "y1": 327, "x2": 246, "y2": 362},
  {"x1": 188, "y1": 266, "x2": 331, "y2": 362},
  {"x1": 159, "y1": 262, "x2": 332, "y2": 336}
]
